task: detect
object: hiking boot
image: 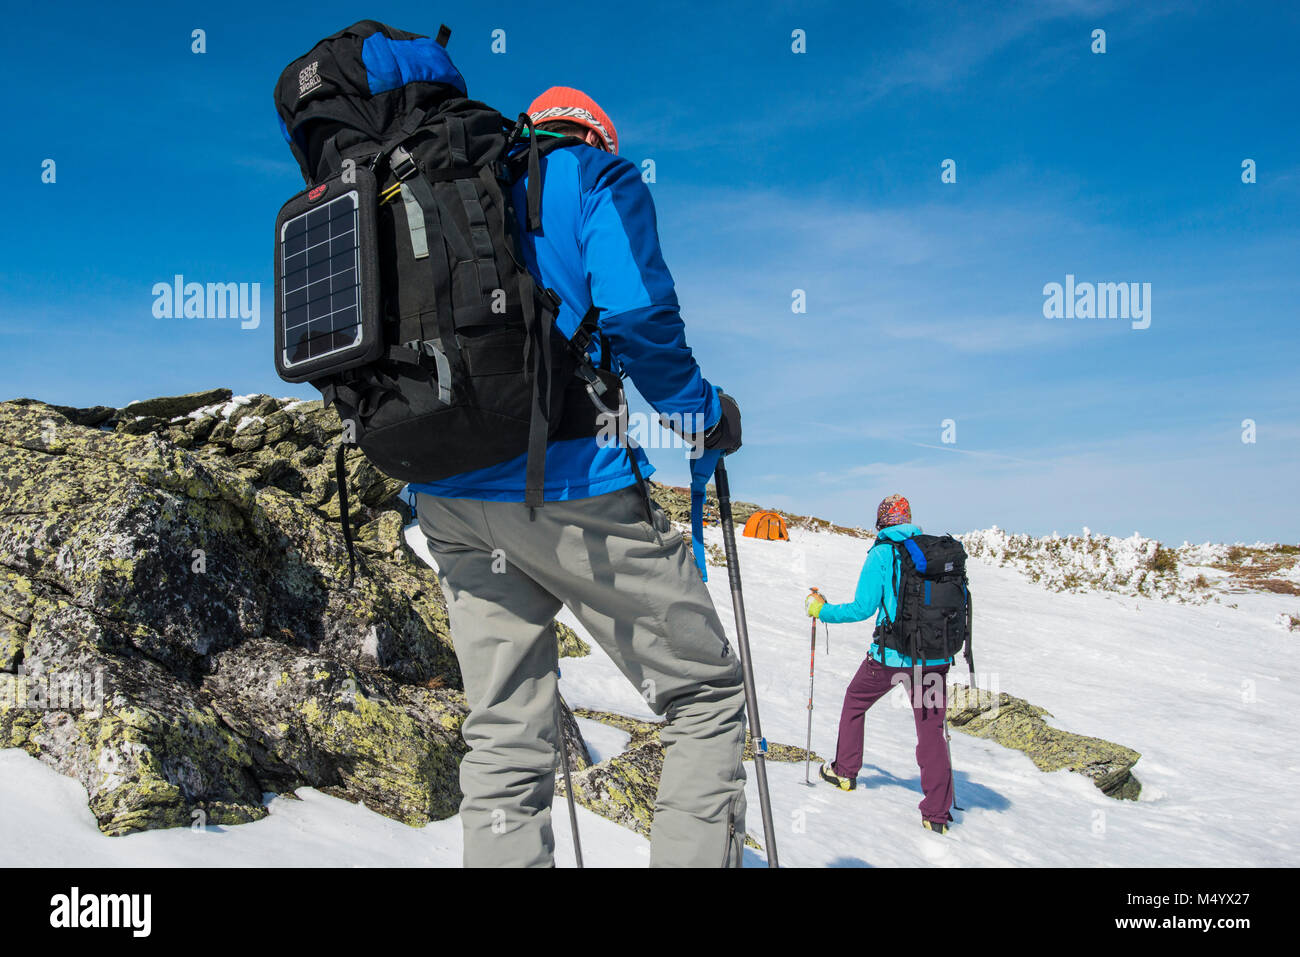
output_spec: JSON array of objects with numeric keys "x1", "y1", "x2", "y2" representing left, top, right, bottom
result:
[
  {"x1": 921, "y1": 818, "x2": 949, "y2": 835},
  {"x1": 819, "y1": 763, "x2": 856, "y2": 791}
]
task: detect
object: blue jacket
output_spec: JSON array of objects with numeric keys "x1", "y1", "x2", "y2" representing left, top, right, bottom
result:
[
  {"x1": 819, "y1": 524, "x2": 953, "y2": 668},
  {"x1": 408, "y1": 139, "x2": 720, "y2": 501}
]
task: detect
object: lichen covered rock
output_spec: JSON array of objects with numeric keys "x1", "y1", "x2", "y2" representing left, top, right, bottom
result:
[
  {"x1": 555, "y1": 620, "x2": 590, "y2": 658},
  {"x1": 561, "y1": 741, "x2": 663, "y2": 838},
  {"x1": 0, "y1": 396, "x2": 471, "y2": 834},
  {"x1": 947, "y1": 685, "x2": 1141, "y2": 799},
  {"x1": 123, "y1": 388, "x2": 234, "y2": 421},
  {"x1": 564, "y1": 708, "x2": 810, "y2": 846}
]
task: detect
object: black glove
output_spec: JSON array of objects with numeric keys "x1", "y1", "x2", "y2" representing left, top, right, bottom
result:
[{"x1": 704, "y1": 391, "x2": 742, "y2": 454}]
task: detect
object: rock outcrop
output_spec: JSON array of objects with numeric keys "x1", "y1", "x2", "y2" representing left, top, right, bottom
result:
[
  {"x1": 563, "y1": 708, "x2": 817, "y2": 846},
  {"x1": 0, "y1": 392, "x2": 588, "y2": 835},
  {"x1": 947, "y1": 685, "x2": 1141, "y2": 799},
  {"x1": 555, "y1": 620, "x2": 590, "y2": 659}
]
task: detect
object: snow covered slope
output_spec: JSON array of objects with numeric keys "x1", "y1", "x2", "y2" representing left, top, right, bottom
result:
[
  {"x1": 0, "y1": 749, "x2": 645, "y2": 868},
  {"x1": 4, "y1": 519, "x2": 1297, "y2": 867},
  {"x1": 670, "y1": 524, "x2": 1300, "y2": 867}
]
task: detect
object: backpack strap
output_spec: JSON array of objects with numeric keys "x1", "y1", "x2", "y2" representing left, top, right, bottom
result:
[
  {"x1": 454, "y1": 173, "x2": 503, "y2": 300},
  {"x1": 445, "y1": 113, "x2": 470, "y2": 165},
  {"x1": 369, "y1": 109, "x2": 430, "y2": 178},
  {"x1": 689, "y1": 449, "x2": 722, "y2": 579},
  {"x1": 387, "y1": 342, "x2": 452, "y2": 404},
  {"x1": 400, "y1": 173, "x2": 468, "y2": 397},
  {"x1": 868, "y1": 538, "x2": 901, "y2": 664},
  {"x1": 397, "y1": 184, "x2": 429, "y2": 258},
  {"x1": 523, "y1": 116, "x2": 543, "y2": 231},
  {"x1": 435, "y1": 115, "x2": 507, "y2": 305},
  {"x1": 568, "y1": 304, "x2": 617, "y2": 391},
  {"x1": 320, "y1": 140, "x2": 343, "y2": 183},
  {"x1": 318, "y1": 377, "x2": 387, "y2": 420},
  {"x1": 502, "y1": 112, "x2": 587, "y2": 232},
  {"x1": 521, "y1": 273, "x2": 555, "y2": 510},
  {"x1": 873, "y1": 538, "x2": 901, "y2": 628}
]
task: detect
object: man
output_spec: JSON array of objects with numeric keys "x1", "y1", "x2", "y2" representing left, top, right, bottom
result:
[
  {"x1": 409, "y1": 86, "x2": 749, "y2": 866},
  {"x1": 804, "y1": 494, "x2": 955, "y2": 833}
]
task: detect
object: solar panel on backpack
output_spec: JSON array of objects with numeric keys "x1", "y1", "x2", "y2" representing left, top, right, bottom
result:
[{"x1": 274, "y1": 167, "x2": 382, "y2": 382}]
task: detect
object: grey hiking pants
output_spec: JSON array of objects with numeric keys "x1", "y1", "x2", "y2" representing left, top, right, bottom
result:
[{"x1": 416, "y1": 484, "x2": 748, "y2": 867}]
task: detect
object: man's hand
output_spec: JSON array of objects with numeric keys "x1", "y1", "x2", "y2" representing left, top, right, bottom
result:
[
  {"x1": 805, "y1": 588, "x2": 825, "y2": 619},
  {"x1": 703, "y1": 390, "x2": 742, "y2": 454}
]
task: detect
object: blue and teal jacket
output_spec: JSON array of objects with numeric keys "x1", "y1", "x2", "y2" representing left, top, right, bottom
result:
[
  {"x1": 409, "y1": 139, "x2": 720, "y2": 501},
  {"x1": 819, "y1": 524, "x2": 954, "y2": 668}
]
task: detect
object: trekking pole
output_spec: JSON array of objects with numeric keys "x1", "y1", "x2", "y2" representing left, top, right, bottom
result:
[
  {"x1": 942, "y1": 710, "x2": 963, "y2": 814},
  {"x1": 555, "y1": 678, "x2": 584, "y2": 868},
  {"x1": 713, "y1": 459, "x2": 779, "y2": 868},
  {"x1": 965, "y1": 589, "x2": 976, "y2": 691},
  {"x1": 951, "y1": 591, "x2": 975, "y2": 816},
  {"x1": 804, "y1": 588, "x2": 823, "y2": 785}
]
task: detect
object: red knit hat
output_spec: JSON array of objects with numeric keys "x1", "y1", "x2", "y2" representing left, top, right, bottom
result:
[
  {"x1": 526, "y1": 86, "x2": 619, "y2": 154},
  {"x1": 876, "y1": 494, "x2": 911, "y2": 529}
]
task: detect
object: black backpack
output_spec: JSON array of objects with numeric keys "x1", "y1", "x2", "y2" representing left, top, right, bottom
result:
[
  {"x1": 872, "y1": 534, "x2": 973, "y2": 681},
  {"x1": 272, "y1": 21, "x2": 623, "y2": 580}
]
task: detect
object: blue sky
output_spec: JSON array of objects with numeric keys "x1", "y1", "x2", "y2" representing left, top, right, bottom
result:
[{"x1": 3, "y1": 1, "x2": 1297, "y2": 543}]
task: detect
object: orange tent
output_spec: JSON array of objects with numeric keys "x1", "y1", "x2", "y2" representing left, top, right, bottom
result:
[{"x1": 742, "y1": 510, "x2": 789, "y2": 541}]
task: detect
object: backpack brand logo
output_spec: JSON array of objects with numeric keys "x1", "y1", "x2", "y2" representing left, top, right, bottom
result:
[
  {"x1": 298, "y1": 61, "x2": 322, "y2": 97},
  {"x1": 945, "y1": 562, "x2": 954, "y2": 572},
  {"x1": 308, "y1": 184, "x2": 328, "y2": 203}
]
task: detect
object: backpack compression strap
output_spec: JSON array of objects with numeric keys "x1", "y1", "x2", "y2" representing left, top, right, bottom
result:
[{"x1": 521, "y1": 274, "x2": 555, "y2": 510}]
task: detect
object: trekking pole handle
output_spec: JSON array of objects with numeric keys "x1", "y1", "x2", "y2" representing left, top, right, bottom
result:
[{"x1": 714, "y1": 459, "x2": 732, "y2": 503}]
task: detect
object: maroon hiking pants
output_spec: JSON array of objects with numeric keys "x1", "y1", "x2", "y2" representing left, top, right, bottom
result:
[{"x1": 831, "y1": 654, "x2": 953, "y2": 824}]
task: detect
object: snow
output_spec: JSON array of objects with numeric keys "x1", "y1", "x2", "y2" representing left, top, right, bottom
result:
[
  {"x1": 0, "y1": 750, "x2": 645, "y2": 868},
  {"x1": 187, "y1": 394, "x2": 258, "y2": 421},
  {"x1": 575, "y1": 718, "x2": 632, "y2": 764},
  {"x1": 956, "y1": 526, "x2": 1299, "y2": 604},
  {"x1": 684, "y1": 524, "x2": 1300, "y2": 866},
  {"x1": 4, "y1": 517, "x2": 1298, "y2": 867}
]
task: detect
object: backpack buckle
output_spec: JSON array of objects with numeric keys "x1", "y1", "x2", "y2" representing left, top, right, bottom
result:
[
  {"x1": 566, "y1": 321, "x2": 609, "y2": 402},
  {"x1": 574, "y1": 359, "x2": 607, "y2": 394},
  {"x1": 569, "y1": 325, "x2": 592, "y2": 356},
  {"x1": 390, "y1": 145, "x2": 419, "y2": 182},
  {"x1": 579, "y1": 365, "x2": 618, "y2": 417},
  {"x1": 403, "y1": 338, "x2": 454, "y2": 405}
]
